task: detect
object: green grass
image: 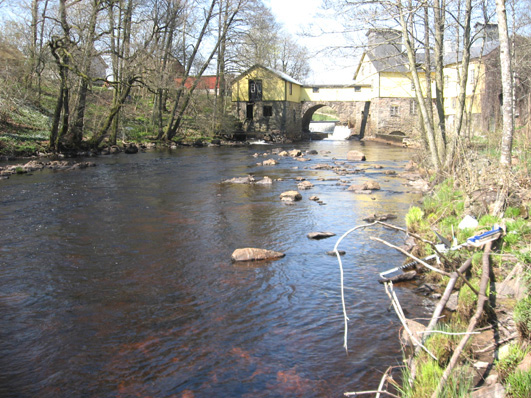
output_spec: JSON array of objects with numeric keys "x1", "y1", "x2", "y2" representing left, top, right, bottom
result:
[
  {"x1": 514, "y1": 296, "x2": 531, "y2": 341},
  {"x1": 505, "y1": 370, "x2": 531, "y2": 398},
  {"x1": 496, "y1": 343, "x2": 529, "y2": 381}
]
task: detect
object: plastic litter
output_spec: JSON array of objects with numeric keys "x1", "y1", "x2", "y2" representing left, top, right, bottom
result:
[{"x1": 458, "y1": 215, "x2": 479, "y2": 230}]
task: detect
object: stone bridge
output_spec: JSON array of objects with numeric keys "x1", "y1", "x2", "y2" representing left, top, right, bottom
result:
[{"x1": 301, "y1": 101, "x2": 372, "y2": 138}]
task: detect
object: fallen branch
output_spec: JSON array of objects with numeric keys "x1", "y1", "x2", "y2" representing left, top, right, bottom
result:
[
  {"x1": 431, "y1": 241, "x2": 493, "y2": 398},
  {"x1": 376, "y1": 366, "x2": 393, "y2": 398},
  {"x1": 384, "y1": 282, "x2": 437, "y2": 361},
  {"x1": 333, "y1": 222, "x2": 377, "y2": 353},
  {"x1": 370, "y1": 236, "x2": 450, "y2": 276}
]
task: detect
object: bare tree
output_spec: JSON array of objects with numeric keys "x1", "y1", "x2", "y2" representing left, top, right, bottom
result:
[
  {"x1": 492, "y1": 0, "x2": 515, "y2": 215},
  {"x1": 160, "y1": 0, "x2": 246, "y2": 141}
]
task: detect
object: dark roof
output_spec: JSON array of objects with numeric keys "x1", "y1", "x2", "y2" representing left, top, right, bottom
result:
[
  {"x1": 443, "y1": 41, "x2": 499, "y2": 65},
  {"x1": 367, "y1": 50, "x2": 409, "y2": 73}
]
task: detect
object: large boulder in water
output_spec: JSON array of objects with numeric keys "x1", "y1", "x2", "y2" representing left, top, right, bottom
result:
[{"x1": 231, "y1": 248, "x2": 285, "y2": 262}]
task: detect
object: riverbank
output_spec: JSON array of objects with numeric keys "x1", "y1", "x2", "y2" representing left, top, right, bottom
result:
[{"x1": 363, "y1": 149, "x2": 531, "y2": 397}]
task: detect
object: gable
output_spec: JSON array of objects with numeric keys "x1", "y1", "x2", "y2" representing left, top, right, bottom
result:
[{"x1": 231, "y1": 65, "x2": 302, "y2": 102}]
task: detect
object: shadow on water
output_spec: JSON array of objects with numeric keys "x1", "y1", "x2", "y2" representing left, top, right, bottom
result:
[{"x1": 0, "y1": 141, "x2": 430, "y2": 397}]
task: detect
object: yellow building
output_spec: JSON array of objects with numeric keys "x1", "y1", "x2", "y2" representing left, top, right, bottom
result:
[{"x1": 232, "y1": 65, "x2": 304, "y2": 141}]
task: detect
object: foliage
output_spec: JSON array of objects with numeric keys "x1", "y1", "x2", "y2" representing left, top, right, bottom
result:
[
  {"x1": 406, "y1": 206, "x2": 428, "y2": 234},
  {"x1": 496, "y1": 343, "x2": 529, "y2": 381},
  {"x1": 514, "y1": 296, "x2": 531, "y2": 341}
]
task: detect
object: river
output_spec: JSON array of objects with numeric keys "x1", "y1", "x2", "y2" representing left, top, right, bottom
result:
[{"x1": 0, "y1": 140, "x2": 430, "y2": 397}]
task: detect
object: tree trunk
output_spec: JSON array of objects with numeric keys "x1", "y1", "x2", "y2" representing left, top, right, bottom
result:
[
  {"x1": 398, "y1": 2, "x2": 440, "y2": 172},
  {"x1": 496, "y1": 0, "x2": 514, "y2": 168}
]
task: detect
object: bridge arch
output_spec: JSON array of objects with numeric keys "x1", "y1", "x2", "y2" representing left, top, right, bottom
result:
[
  {"x1": 301, "y1": 104, "x2": 334, "y2": 132},
  {"x1": 301, "y1": 100, "x2": 371, "y2": 139}
]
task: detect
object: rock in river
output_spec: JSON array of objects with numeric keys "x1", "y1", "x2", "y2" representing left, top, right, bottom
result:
[
  {"x1": 231, "y1": 248, "x2": 285, "y2": 262},
  {"x1": 307, "y1": 232, "x2": 336, "y2": 240},
  {"x1": 280, "y1": 191, "x2": 302, "y2": 201},
  {"x1": 346, "y1": 150, "x2": 366, "y2": 161}
]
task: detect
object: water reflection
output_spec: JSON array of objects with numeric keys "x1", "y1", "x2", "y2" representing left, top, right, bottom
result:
[{"x1": 0, "y1": 141, "x2": 428, "y2": 397}]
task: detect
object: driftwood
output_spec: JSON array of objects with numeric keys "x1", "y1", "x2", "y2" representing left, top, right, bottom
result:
[{"x1": 431, "y1": 241, "x2": 493, "y2": 398}]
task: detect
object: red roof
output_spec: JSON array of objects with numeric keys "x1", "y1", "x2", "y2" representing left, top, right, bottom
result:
[{"x1": 175, "y1": 76, "x2": 219, "y2": 90}]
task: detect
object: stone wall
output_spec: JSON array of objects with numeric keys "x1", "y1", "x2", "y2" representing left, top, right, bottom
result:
[
  {"x1": 233, "y1": 101, "x2": 303, "y2": 141},
  {"x1": 368, "y1": 97, "x2": 422, "y2": 139}
]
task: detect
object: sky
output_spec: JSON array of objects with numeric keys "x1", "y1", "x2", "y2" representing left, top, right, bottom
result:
[{"x1": 266, "y1": 0, "x2": 360, "y2": 85}]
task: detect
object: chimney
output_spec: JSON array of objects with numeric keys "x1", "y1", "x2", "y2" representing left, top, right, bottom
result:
[{"x1": 474, "y1": 23, "x2": 499, "y2": 43}]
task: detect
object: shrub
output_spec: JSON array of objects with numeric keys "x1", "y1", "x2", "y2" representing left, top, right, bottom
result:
[{"x1": 406, "y1": 206, "x2": 426, "y2": 233}]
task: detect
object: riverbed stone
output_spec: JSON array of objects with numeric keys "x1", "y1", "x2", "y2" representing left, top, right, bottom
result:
[
  {"x1": 307, "y1": 231, "x2": 336, "y2": 240},
  {"x1": 223, "y1": 175, "x2": 255, "y2": 184},
  {"x1": 263, "y1": 159, "x2": 278, "y2": 166},
  {"x1": 298, "y1": 181, "x2": 313, "y2": 190},
  {"x1": 364, "y1": 181, "x2": 381, "y2": 190},
  {"x1": 289, "y1": 149, "x2": 302, "y2": 157},
  {"x1": 327, "y1": 250, "x2": 346, "y2": 256},
  {"x1": 346, "y1": 150, "x2": 366, "y2": 161},
  {"x1": 255, "y1": 176, "x2": 273, "y2": 185},
  {"x1": 280, "y1": 191, "x2": 302, "y2": 201},
  {"x1": 231, "y1": 248, "x2": 285, "y2": 262}
]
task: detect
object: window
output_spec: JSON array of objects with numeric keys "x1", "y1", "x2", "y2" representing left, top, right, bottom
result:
[
  {"x1": 263, "y1": 105, "x2": 273, "y2": 117},
  {"x1": 354, "y1": 86, "x2": 361, "y2": 92},
  {"x1": 249, "y1": 80, "x2": 262, "y2": 101},
  {"x1": 289, "y1": 82, "x2": 293, "y2": 95},
  {"x1": 452, "y1": 98, "x2": 456, "y2": 109},
  {"x1": 411, "y1": 80, "x2": 415, "y2": 91},
  {"x1": 410, "y1": 100, "x2": 418, "y2": 115},
  {"x1": 390, "y1": 105, "x2": 399, "y2": 117},
  {"x1": 312, "y1": 87, "x2": 320, "y2": 93},
  {"x1": 470, "y1": 69, "x2": 476, "y2": 86}
]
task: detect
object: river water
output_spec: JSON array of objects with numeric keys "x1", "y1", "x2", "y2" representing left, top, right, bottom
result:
[{"x1": 0, "y1": 140, "x2": 429, "y2": 397}]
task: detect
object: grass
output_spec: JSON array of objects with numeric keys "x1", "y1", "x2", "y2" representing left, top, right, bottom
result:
[
  {"x1": 496, "y1": 343, "x2": 529, "y2": 381},
  {"x1": 514, "y1": 296, "x2": 531, "y2": 341},
  {"x1": 505, "y1": 370, "x2": 531, "y2": 398}
]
